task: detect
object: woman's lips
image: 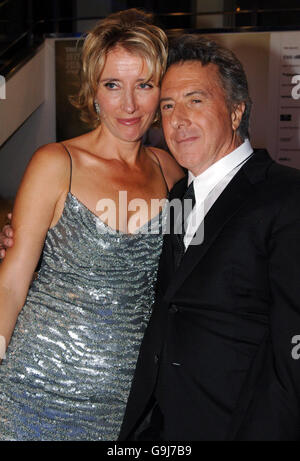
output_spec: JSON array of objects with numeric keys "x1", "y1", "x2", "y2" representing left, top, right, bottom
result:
[{"x1": 117, "y1": 117, "x2": 141, "y2": 126}]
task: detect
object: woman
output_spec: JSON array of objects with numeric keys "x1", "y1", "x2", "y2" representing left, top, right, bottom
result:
[{"x1": 0, "y1": 9, "x2": 183, "y2": 440}]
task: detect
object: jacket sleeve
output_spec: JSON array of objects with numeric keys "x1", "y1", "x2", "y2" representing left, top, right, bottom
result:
[
  {"x1": 235, "y1": 183, "x2": 300, "y2": 441},
  {"x1": 268, "y1": 183, "x2": 300, "y2": 410}
]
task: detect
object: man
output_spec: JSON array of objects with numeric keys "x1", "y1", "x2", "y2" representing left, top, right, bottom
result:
[
  {"x1": 1, "y1": 35, "x2": 300, "y2": 441},
  {"x1": 118, "y1": 35, "x2": 300, "y2": 441}
]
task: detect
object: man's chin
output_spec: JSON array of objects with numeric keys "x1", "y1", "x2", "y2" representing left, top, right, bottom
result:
[{"x1": 171, "y1": 152, "x2": 203, "y2": 172}]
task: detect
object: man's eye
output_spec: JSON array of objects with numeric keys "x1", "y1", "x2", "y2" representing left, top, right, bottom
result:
[
  {"x1": 161, "y1": 103, "x2": 173, "y2": 110},
  {"x1": 192, "y1": 99, "x2": 202, "y2": 104}
]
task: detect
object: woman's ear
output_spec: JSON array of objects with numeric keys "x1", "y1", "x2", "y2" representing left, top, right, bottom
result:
[{"x1": 231, "y1": 102, "x2": 245, "y2": 131}]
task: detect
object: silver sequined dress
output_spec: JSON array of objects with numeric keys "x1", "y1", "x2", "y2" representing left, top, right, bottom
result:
[{"x1": 0, "y1": 192, "x2": 167, "y2": 441}]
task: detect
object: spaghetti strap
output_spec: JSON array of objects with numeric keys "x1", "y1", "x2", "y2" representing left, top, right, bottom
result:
[
  {"x1": 148, "y1": 148, "x2": 169, "y2": 193},
  {"x1": 60, "y1": 143, "x2": 73, "y2": 193}
]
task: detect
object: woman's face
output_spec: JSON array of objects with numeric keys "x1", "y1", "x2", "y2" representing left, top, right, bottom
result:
[{"x1": 95, "y1": 47, "x2": 160, "y2": 143}]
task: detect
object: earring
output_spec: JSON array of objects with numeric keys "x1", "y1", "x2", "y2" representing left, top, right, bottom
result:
[{"x1": 94, "y1": 100, "x2": 101, "y2": 118}]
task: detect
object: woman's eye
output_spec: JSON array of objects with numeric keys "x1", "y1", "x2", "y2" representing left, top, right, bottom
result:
[
  {"x1": 139, "y1": 82, "x2": 153, "y2": 89},
  {"x1": 104, "y1": 82, "x2": 117, "y2": 89}
]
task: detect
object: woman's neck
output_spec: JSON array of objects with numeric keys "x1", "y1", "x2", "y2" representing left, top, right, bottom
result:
[{"x1": 92, "y1": 125, "x2": 144, "y2": 166}]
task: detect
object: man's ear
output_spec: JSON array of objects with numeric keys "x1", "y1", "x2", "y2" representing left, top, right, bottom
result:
[{"x1": 231, "y1": 102, "x2": 245, "y2": 131}]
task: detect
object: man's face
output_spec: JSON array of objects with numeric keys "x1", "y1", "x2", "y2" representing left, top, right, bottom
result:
[{"x1": 160, "y1": 61, "x2": 245, "y2": 176}]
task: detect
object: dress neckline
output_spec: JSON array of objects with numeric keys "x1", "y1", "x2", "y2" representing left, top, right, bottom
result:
[{"x1": 68, "y1": 192, "x2": 168, "y2": 236}]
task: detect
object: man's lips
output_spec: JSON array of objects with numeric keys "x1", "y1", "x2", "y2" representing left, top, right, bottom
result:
[
  {"x1": 117, "y1": 117, "x2": 141, "y2": 126},
  {"x1": 176, "y1": 136, "x2": 199, "y2": 144}
]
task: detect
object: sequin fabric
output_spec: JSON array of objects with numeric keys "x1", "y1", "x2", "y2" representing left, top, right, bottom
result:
[{"x1": 0, "y1": 192, "x2": 167, "y2": 441}]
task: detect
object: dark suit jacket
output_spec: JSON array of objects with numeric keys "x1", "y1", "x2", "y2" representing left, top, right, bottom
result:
[{"x1": 119, "y1": 149, "x2": 300, "y2": 441}]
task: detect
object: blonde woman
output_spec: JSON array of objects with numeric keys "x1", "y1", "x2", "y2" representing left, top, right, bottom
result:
[{"x1": 0, "y1": 9, "x2": 183, "y2": 440}]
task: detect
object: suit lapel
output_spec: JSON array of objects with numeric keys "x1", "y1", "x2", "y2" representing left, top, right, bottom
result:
[
  {"x1": 163, "y1": 156, "x2": 263, "y2": 303},
  {"x1": 161, "y1": 149, "x2": 273, "y2": 303},
  {"x1": 156, "y1": 176, "x2": 188, "y2": 295}
]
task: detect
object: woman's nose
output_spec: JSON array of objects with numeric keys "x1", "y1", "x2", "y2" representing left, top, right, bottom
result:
[{"x1": 121, "y1": 91, "x2": 137, "y2": 114}]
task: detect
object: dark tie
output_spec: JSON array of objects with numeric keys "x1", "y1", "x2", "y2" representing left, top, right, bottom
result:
[{"x1": 173, "y1": 181, "x2": 196, "y2": 267}]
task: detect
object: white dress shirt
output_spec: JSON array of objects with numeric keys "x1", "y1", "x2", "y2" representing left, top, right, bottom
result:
[{"x1": 184, "y1": 139, "x2": 254, "y2": 249}]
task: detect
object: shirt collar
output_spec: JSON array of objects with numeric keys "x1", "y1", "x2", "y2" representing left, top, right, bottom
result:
[{"x1": 188, "y1": 139, "x2": 253, "y2": 201}]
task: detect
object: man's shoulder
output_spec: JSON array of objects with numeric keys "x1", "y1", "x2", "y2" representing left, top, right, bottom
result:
[
  {"x1": 268, "y1": 160, "x2": 300, "y2": 184},
  {"x1": 250, "y1": 151, "x2": 300, "y2": 214},
  {"x1": 266, "y1": 161, "x2": 300, "y2": 203},
  {"x1": 249, "y1": 149, "x2": 300, "y2": 190}
]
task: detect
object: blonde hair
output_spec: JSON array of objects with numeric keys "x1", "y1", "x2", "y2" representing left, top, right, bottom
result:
[{"x1": 71, "y1": 9, "x2": 168, "y2": 128}]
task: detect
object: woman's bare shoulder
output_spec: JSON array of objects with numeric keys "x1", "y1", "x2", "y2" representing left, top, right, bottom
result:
[
  {"x1": 24, "y1": 143, "x2": 71, "y2": 189},
  {"x1": 60, "y1": 130, "x2": 94, "y2": 151},
  {"x1": 148, "y1": 147, "x2": 185, "y2": 188},
  {"x1": 30, "y1": 142, "x2": 70, "y2": 163},
  {"x1": 56, "y1": 131, "x2": 98, "y2": 162}
]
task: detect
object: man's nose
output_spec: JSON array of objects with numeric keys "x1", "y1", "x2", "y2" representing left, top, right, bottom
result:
[
  {"x1": 121, "y1": 90, "x2": 137, "y2": 114},
  {"x1": 170, "y1": 105, "x2": 190, "y2": 129}
]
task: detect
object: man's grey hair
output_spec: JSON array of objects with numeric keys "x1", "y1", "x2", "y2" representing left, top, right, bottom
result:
[{"x1": 167, "y1": 34, "x2": 252, "y2": 140}]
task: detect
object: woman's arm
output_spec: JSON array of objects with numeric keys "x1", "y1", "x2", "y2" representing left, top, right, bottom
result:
[{"x1": 0, "y1": 144, "x2": 69, "y2": 359}]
